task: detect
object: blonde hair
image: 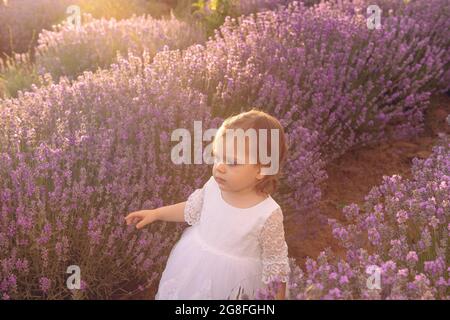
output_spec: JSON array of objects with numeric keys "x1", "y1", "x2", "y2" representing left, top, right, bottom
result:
[{"x1": 212, "y1": 108, "x2": 288, "y2": 196}]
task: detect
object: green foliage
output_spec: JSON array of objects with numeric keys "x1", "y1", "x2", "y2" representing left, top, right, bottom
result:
[
  {"x1": 0, "y1": 52, "x2": 41, "y2": 99},
  {"x1": 191, "y1": 0, "x2": 236, "y2": 37}
]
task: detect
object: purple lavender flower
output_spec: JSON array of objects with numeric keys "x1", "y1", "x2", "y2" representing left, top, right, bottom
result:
[{"x1": 39, "y1": 277, "x2": 51, "y2": 293}]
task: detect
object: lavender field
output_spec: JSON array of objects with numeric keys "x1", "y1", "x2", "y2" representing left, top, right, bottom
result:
[{"x1": 0, "y1": 0, "x2": 449, "y2": 300}]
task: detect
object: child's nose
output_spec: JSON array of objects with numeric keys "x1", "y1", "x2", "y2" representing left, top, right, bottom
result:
[{"x1": 216, "y1": 162, "x2": 226, "y2": 172}]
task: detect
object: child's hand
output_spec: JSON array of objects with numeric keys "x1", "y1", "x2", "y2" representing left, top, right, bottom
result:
[{"x1": 125, "y1": 209, "x2": 159, "y2": 229}]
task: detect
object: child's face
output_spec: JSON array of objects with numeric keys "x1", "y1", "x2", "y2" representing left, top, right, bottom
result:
[{"x1": 212, "y1": 134, "x2": 265, "y2": 194}]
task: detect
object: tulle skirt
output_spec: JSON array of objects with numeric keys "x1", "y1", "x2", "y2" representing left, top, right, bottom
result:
[{"x1": 155, "y1": 226, "x2": 269, "y2": 300}]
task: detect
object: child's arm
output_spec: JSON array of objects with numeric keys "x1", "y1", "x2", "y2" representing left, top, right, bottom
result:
[
  {"x1": 259, "y1": 207, "x2": 291, "y2": 300},
  {"x1": 156, "y1": 184, "x2": 205, "y2": 225},
  {"x1": 154, "y1": 201, "x2": 187, "y2": 222},
  {"x1": 125, "y1": 201, "x2": 187, "y2": 229},
  {"x1": 125, "y1": 181, "x2": 206, "y2": 229}
]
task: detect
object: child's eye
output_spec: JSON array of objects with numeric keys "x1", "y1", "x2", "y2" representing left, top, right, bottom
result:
[
  {"x1": 227, "y1": 159, "x2": 242, "y2": 167},
  {"x1": 213, "y1": 155, "x2": 239, "y2": 166}
]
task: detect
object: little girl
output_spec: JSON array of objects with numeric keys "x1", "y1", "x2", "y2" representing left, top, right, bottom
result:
[{"x1": 125, "y1": 109, "x2": 291, "y2": 300}]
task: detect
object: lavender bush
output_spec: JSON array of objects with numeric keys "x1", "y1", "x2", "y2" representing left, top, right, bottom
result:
[
  {"x1": 300, "y1": 135, "x2": 448, "y2": 299},
  {"x1": 0, "y1": 50, "x2": 220, "y2": 299},
  {"x1": 35, "y1": 12, "x2": 206, "y2": 82},
  {"x1": 324, "y1": 0, "x2": 450, "y2": 92},
  {"x1": 329, "y1": 136, "x2": 448, "y2": 299}
]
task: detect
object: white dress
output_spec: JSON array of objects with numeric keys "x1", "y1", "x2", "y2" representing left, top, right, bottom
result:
[{"x1": 155, "y1": 175, "x2": 291, "y2": 300}]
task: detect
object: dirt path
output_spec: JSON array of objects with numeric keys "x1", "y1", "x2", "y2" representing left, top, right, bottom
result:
[{"x1": 285, "y1": 93, "x2": 450, "y2": 268}]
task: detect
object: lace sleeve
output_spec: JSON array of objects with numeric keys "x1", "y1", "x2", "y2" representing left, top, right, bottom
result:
[
  {"x1": 259, "y1": 207, "x2": 291, "y2": 284},
  {"x1": 184, "y1": 187, "x2": 205, "y2": 226}
]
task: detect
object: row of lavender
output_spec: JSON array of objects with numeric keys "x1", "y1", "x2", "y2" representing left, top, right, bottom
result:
[
  {"x1": 0, "y1": 0, "x2": 291, "y2": 59},
  {"x1": 0, "y1": 50, "x2": 225, "y2": 299},
  {"x1": 325, "y1": 0, "x2": 450, "y2": 91},
  {"x1": 0, "y1": 6, "x2": 207, "y2": 99},
  {"x1": 0, "y1": 0, "x2": 292, "y2": 99},
  {"x1": 0, "y1": 1, "x2": 449, "y2": 298},
  {"x1": 34, "y1": 12, "x2": 207, "y2": 82},
  {"x1": 0, "y1": 0, "x2": 197, "y2": 57}
]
